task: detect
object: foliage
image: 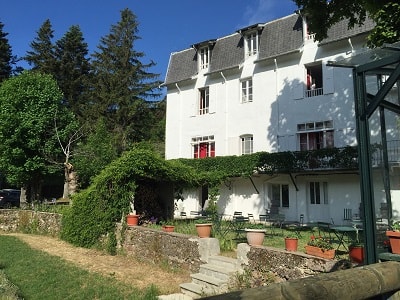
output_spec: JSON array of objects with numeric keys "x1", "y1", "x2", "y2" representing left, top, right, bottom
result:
[
  {"x1": 293, "y1": 0, "x2": 399, "y2": 47},
  {"x1": 0, "y1": 71, "x2": 77, "y2": 201},
  {"x1": 72, "y1": 119, "x2": 119, "y2": 189},
  {"x1": 390, "y1": 219, "x2": 400, "y2": 231},
  {"x1": 24, "y1": 19, "x2": 56, "y2": 73},
  {"x1": 54, "y1": 24, "x2": 91, "y2": 119},
  {"x1": 0, "y1": 22, "x2": 13, "y2": 83},
  {"x1": 61, "y1": 144, "x2": 201, "y2": 247},
  {"x1": 307, "y1": 235, "x2": 334, "y2": 251},
  {"x1": 245, "y1": 223, "x2": 266, "y2": 230},
  {"x1": 88, "y1": 8, "x2": 162, "y2": 151}
]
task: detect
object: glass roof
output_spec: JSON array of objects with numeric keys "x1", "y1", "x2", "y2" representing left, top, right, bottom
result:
[{"x1": 328, "y1": 41, "x2": 400, "y2": 71}]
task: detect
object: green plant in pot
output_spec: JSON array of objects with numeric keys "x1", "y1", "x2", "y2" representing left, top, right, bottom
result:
[
  {"x1": 161, "y1": 220, "x2": 175, "y2": 232},
  {"x1": 386, "y1": 219, "x2": 400, "y2": 254},
  {"x1": 349, "y1": 224, "x2": 364, "y2": 264}
]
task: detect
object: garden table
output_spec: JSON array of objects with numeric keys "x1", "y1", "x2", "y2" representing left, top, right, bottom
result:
[{"x1": 331, "y1": 226, "x2": 362, "y2": 251}]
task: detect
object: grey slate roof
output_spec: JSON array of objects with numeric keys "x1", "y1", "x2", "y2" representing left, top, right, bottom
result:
[{"x1": 163, "y1": 13, "x2": 374, "y2": 85}]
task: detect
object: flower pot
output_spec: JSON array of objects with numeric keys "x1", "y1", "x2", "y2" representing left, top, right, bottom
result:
[
  {"x1": 305, "y1": 245, "x2": 335, "y2": 259},
  {"x1": 349, "y1": 246, "x2": 364, "y2": 264},
  {"x1": 245, "y1": 229, "x2": 266, "y2": 246},
  {"x1": 126, "y1": 214, "x2": 139, "y2": 226},
  {"x1": 285, "y1": 237, "x2": 298, "y2": 251},
  {"x1": 195, "y1": 223, "x2": 212, "y2": 238},
  {"x1": 386, "y1": 230, "x2": 400, "y2": 254},
  {"x1": 162, "y1": 225, "x2": 175, "y2": 232}
]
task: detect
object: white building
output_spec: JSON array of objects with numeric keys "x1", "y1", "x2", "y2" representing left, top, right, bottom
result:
[{"x1": 163, "y1": 13, "x2": 399, "y2": 224}]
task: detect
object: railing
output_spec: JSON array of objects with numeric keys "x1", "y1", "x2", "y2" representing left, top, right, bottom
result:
[
  {"x1": 304, "y1": 87, "x2": 323, "y2": 98},
  {"x1": 371, "y1": 140, "x2": 400, "y2": 166}
]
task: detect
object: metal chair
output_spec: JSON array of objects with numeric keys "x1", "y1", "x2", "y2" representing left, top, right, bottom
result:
[
  {"x1": 180, "y1": 212, "x2": 187, "y2": 218},
  {"x1": 248, "y1": 213, "x2": 255, "y2": 223},
  {"x1": 343, "y1": 208, "x2": 353, "y2": 224}
]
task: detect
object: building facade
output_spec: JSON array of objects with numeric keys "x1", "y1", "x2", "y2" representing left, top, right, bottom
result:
[{"x1": 163, "y1": 13, "x2": 399, "y2": 224}]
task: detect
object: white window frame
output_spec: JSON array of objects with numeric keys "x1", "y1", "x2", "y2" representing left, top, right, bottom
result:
[
  {"x1": 241, "y1": 78, "x2": 253, "y2": 103},
  {"x1": 245, "y1": 31, "x2": 259, "y2": 57},
  {"x1": 199, "y1": 46, "x2": 211, "y2": 70},
  {"x1": 297, "y1": 120, "x2": 334, "y2": 150},
  {"x1": 309, "y1": 181, "x2": 328, "y2": 205},
  {"x1": 240, "y1": 134, "x2": 253, "y2": 155},
  {"x1": 198, "y1": 87, "x2": 209, "y2": 115}
]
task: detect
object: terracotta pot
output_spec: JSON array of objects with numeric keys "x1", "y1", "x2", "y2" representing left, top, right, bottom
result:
[
  {"x1": 162, "y1": 225, "x2": 175, "y2": 232},
  {"x1": 349, "y1": 246, "x2": 364, "y2": 264},
  {"x1": 245, "y1": 229, "x2": 266, "y2": 246},
  {"x1": 386, "y1": 230, "x2": 400, "y2": 254},
  {"x1": 126, "y1": 214, "x2": 139, "y2": 226},
  {"x1": 195, "y1": 223, "x2": 212, "y2": 238},
  {"x1": 305, "y1": 245, "x2": 335, "y2": 259},
  {"x1": 285, "y1": 237, "x2": 298, "y2": 251}
]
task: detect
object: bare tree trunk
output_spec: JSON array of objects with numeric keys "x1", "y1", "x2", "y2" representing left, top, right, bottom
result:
[{"x1": 63, "y1": 162, "x2": 77, "y2": 200}]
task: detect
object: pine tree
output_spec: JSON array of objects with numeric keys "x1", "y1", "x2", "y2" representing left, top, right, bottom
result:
[
  {"x1": 89, "y1": 8, "x2": 161, "y2": 151},
  {"x1": 54, "y1": 25, "x2": 90, "y2": 118},
  {"x1": 25, "y1": 19, "x2": 56, "y2": 74},
  {"x1": 0, "y1": 22, "x2": 13, "y2": 83}
]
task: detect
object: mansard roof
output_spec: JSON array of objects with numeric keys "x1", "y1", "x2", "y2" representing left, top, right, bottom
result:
[{"x1": 163, "y1": 14, "x2": 375, "y2": 85}]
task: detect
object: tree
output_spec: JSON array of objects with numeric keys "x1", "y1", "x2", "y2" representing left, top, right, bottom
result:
[
  {"x1": 25, "y1": 19, "x2": 56, "y2": 73},
  {"x1": 54, "y1": 25, "x2": 91, "y2": 119},
  {"x1": 88, "y1": 8, "x2": 161, "y2": 152},
  {"x1": 0, "y1": 22, "x2": 13, "y2": 83},
  {"x1": 293, "y1": 0, "x2": 399, "y2": 47},
  {"x1": 0, "y1": 71, "x2": 77, "y2": 201}
]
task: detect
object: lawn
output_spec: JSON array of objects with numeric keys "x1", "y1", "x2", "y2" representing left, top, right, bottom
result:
[{"x1": 0, "y1": 235, "x2": 159, "y2": 300}]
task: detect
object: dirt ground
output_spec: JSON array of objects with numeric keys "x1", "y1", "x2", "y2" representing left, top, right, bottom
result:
[{"x1": 5, "y1": 233, "x2": 191, "y2": 295}]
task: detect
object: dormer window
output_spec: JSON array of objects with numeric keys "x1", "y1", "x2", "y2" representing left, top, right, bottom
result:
[
  {"x1": 192, "y1": 39, "x2": 216, "y2": 71},
  {"x1": 199, "y1": 46, "x2": 211, "y2": 70},
  {"x1": 237, "y1": 24, "x2": 264, "y2": 58},
  {"x1": 245, "y1": 32, "x2": 259, "y2": 57}
]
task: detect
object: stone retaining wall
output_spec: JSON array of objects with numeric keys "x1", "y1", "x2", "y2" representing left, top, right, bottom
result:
[{"x1": 0, "y1": 210, "x2": 338, "y2": 280}]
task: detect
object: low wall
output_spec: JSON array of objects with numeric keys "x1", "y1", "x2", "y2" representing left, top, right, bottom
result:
[
  {"x1": 0, "y1": 210, "x2": 345, "y2": 280},
  {"x1": 0, "y1": 209, "x2": 62, "y2": 236}
]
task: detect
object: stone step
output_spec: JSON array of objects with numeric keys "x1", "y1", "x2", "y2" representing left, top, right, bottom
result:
[
  {"x1": 191, "y1": 273, "x2": 229, "y2": 294},
  {"x1": 158, "y1": 293, "x2": 193, "y2": 300},
  {"x1": 180, "y1": 282, "x2": 214, "y2": 299},
  {"x1": 208, "y1": 255, "x2": 238, "y2": 269},
  {"x1": 199, "y1": 263, "x2": 236, "y2": 281}
]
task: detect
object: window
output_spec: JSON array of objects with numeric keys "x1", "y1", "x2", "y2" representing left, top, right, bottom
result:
[
  {"x1": 271, "y1": 184, "x2": 289, "y2": 208},
  {"x1": 305, "y1": 63, "x2": 323, "y2": 97},
  {"x1": 309, "y1": 182, "x2": 328, "y2": 204},
  {"x1": 298, "y1": 121, "x2": 334, "y2": 150},
  {"x1": 199, "y1": 87, "x2": 209, "y2": 115},
  {"x1": 192, "y1": 135, "x2": 215, "y2": 158},
  {"x1": 199, "y1": 47, "x2": 211, "y2": 70},
  {"x1": 241, "y1": 78, "x2": 253, "y2": 103},
  {"x1": 240, "y1": 135, "x2": 253, "y2": 155},
  {"x1": 245, "y1": 32, "x2": 259, "y2": 57}
]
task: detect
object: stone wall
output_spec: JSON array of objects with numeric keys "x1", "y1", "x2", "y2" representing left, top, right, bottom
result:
[
  {"x1": 0, "y1": 209, "x2": 62, "y2": 236},
  {"x1": 0, "y1": 210, "x2": 338, "y2": 280},
  {"x1": 117, "y1": 224, "x2": 220, "y2": 272},
  {"x1": 237, "y1": 243, "x2": 339, "y2": 282}
]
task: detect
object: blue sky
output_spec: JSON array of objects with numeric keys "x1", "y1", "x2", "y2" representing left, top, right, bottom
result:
[{"x1": 1, "y1": 0, "x2": 298, "y2": 92}]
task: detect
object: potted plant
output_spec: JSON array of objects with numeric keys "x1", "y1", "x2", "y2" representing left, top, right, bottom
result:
[
  {"x1": 305, "y1": 235, "x2": 335, "y2": 259},
  {"x1": 349, "y1": 224, "x2": 364, "y2": 264},
  {"x1": 245, "y1": 223, "x2": 266, "y2": 246},
  {"x1": 126, "y1": 196, "x2": 140, "y2": 226},
  {"x1": 161, "y1": 220, "x2": 175, "y2": 232},
  {"x1": 386, "y1": 220, "x2": 400, "y2": 254},
  {"x1": 195, "y1": 218, "x2": 213, "y2": 238},
  {"x1": 284, "y1": 233, "x2": 299, "y2": 251}
]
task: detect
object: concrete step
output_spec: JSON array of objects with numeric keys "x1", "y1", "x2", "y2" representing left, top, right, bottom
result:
[
  {"x1": 191, "y1": 273, "x2": 229, "y2": 294},
  {"x1": 158, "y1": 293, "x2": 193, "y2": 300},
  {"x1": 199, "y1": 263, "x2": 236, "y2": 281},
  {"x1": 180, "y1": 282, "x2": 214, "y2": 299},
  {"x1": 208, "y1": 255, "x2": 238, "y2": 269}
]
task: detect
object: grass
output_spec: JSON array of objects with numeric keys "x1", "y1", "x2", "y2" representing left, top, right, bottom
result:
[{"x1": 0, "y1": 235, "x2": 159, "y2": 300}]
